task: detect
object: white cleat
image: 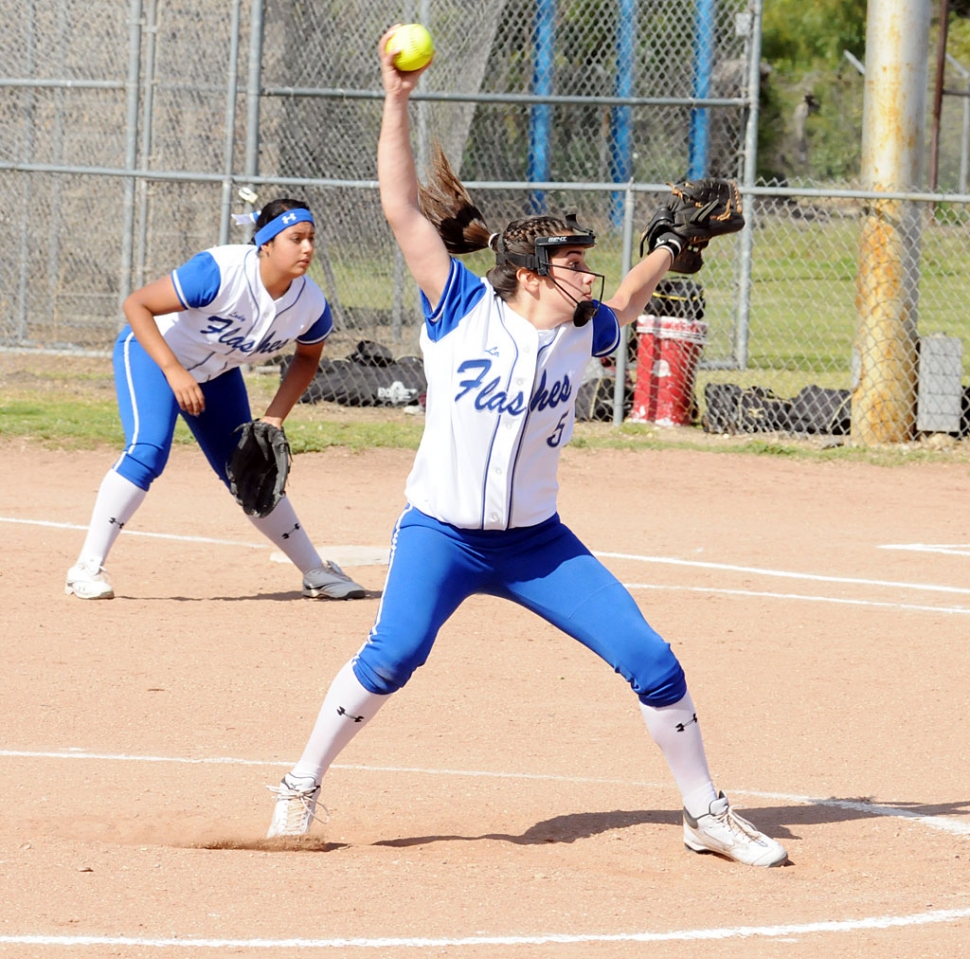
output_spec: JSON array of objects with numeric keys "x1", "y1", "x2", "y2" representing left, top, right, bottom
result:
[
  {"x1": 65, "y1": 560, "x2": 115, "y2": 600},
  {"x1": 302, "y1": 561, "x2": 366, "y2": 600},
  {"x1": 683, "y1": 792, "x2": 788, "y2": 867},
  {"x1": 266, "y1": 774, "x2": 322, "y2": 838}
]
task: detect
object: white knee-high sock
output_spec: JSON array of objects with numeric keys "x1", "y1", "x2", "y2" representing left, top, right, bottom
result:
[
  {"x1": 639, "y1": 691, "x2": 718, "y2": 818},
  {"x1": 290, "y1": 660, "x2": 389, "y2": 783},
  {"x1": 77, "y1": 469, "x2": 148, "y2": 568},
  {"x1": 245, "y1": 495, "x2": 321, "y2": 573}
]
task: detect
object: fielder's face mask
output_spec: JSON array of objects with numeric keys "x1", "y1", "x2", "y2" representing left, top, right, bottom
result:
[{"x1": 495, "y1": 214, "x2": 605, "y2": 327}]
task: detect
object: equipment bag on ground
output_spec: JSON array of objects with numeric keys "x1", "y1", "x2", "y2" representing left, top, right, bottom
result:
[{"x1": 702, "y1": 382, "x2": 852, "y2": 435}]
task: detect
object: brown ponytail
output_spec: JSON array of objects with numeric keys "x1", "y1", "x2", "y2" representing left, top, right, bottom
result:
[
  {"x1": 418, "y1": 141, "x2": 574, "y2": 303},
  {"x1": 418, "y1": 141, "x2": 492, "y2": 255}
]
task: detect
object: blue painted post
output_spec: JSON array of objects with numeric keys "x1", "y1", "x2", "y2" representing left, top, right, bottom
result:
[
  {"x1": 688, "y1": 0, "x2": 715, "y2": 178},
  {"x1": 609, "y1": 0, "x2": 635, "y2": 224},
  {"x1": 529, "y1": 0, "x2": 556, "y2": 213}
]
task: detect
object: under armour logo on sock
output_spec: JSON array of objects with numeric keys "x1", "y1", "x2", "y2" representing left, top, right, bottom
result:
[
  {"x1": 109, "y1": 517, "x2": 125, "y2": 529},
  {"x1": 281, "y1": 523, "x2": 301, "y2": 540},
  {"x1": 675, "y1": 713, "x2": 698, "y2": 732},
  {"x1": 337, "y1": 706, "x2": 364, "y2": 723}
]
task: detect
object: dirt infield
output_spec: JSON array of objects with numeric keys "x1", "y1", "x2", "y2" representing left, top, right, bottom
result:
[{"x1": 2, "y1": 440, "x2": 969, "y2": 958}]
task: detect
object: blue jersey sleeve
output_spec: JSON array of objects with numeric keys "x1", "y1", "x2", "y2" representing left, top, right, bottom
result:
[
  {"x1": 171, "y1": 251, "x2": 222, "y2": 310},
  {"x1": 297, "y1": 301, "x2": 333, "y2": 344},
  {"x1": 590, "y1": 304, "x2": 621, "y2": 357},
  {"x1": 422, "y1": 259, "x2": 488, "y2": 342}
]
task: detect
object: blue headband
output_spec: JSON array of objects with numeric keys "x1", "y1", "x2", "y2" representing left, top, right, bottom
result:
[{"x1": 253, "y1": 208, "x2": 314, "y2": 247}]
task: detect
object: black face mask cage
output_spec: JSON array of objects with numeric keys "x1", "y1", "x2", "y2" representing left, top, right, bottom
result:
[
  {"x1": 532, "y1": 213, "x2": 597, "y2": 276},
  {"x1": 495, "y1": 213, "x2": 597, "y2": 276},
  {"x1": 494, "y1": 214, "x2": 602, "y2": 327}
]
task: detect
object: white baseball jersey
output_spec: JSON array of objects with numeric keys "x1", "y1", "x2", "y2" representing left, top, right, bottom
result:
[
  {"x1": 405, "y1": 258, "x2": 620, "y2": 530},
  {"x1": 158, "y1": 245, "x2": 332, "y2": 382}
]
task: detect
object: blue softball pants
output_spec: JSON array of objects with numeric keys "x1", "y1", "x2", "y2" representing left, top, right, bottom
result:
[
  {"x1": 111, "y1": 326, "x2": 251, "y2": 491},
  {"x1": 353, "y1": 505, "x2": 687, "y2": 707}
]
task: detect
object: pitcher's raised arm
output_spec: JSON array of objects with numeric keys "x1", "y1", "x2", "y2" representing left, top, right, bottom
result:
[{"x1": 377, "y1": 27, "x2": 450, "y2": 309}]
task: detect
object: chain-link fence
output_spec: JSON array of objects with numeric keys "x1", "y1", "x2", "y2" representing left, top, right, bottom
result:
[{"x1": 1, "y1": 0, "x2": 968, "y2": 443}]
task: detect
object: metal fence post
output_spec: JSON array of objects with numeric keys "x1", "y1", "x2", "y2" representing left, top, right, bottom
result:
[
  {"x1": 45, "y1": 2, "x2": 68, "y2": 332},
  {"x1": 412, "y1": 0, "x2": 433, "y2": 337},
  {"x1": 612, "y1": 181, "x2": 636, "y2": 426},
  {"x1": 945, "y1": 53, "x2": 970, "y2": 194},
  {"x1": 528, "y1": 0, "x2": 555, "y2": 213},
  {"x1": 734, "y1": 0, "x2": 763, "y2": 371},
  {"x1": 119, "y1": 0, "x2": 144, "y2": 314},
  {"x1": 688, "y1": 0, "x2": 715, "y2": 177},
  {"x1": 609, "y1": 0, "x2": 635, "y2": 225},
  {"x1": 218, "y1": 0, "x2": 244, "y2": 244},
  {"x1": 15, "y1": 0, "x2": 38, "y2": 343},
  {"x1": 243, "y1": 0, "x2": 264, "y2": 197},
  {"x1": 134, "y1": 0, "x2": 158, "y2": 289}
]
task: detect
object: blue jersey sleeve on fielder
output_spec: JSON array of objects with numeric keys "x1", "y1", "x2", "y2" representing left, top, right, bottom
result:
[
  {"x1": 590, "y1": 304, "x2": 621, "y2": 357},
  {"x1": 421, "y1": 259, "x2": 488, "y2": 342},
  {"x1": 296, "y1": 301, "x2": 333, "y2": 344},
  {"x1": 171, "y1": 251, "x2": 222, "y2": 310}
]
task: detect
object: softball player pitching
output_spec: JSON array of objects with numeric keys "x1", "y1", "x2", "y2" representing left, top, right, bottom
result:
[
  {"x1": 65, "y1": 198, "x2": 365, "y2": 602},
  {"x1": 266, "y1": 32, "x2": 786, "y2": 868}
]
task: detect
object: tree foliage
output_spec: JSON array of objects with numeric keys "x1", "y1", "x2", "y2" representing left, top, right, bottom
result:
[
  {"x1": 761, "y1": 0, "x2": 867, "y2": 69},
  {"x1": 946, "y1": 14, "x2": 970, "y2": 65}
]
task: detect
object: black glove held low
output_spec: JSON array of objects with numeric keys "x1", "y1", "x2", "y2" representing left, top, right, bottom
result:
[{"x1": 227, "y1": 419, "x2": 292, "y2": 518}]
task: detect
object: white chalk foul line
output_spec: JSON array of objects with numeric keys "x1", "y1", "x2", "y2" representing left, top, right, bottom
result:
[
  {"x1": 596, "y1": 550, "x2": 970, "y2": 597},
  {"x1": 0, "y1": 516, "x2": 265, "y2": 549},
  {"x1": 2, "y1": 748, "x2": 969, "y2": 836},
  {"x1": 7, "y1": 514, "x2": 968, "y2": 602},
  {"x1": 880, "y1": 543, "x2": 970, "y2": 557},
  {"x1": 2, "y1": 750, "x2": 969, "y2": 948},
  {"x1": 1, "y1": 907, "x2": 969, "y2": 950},
  {"x1": 624, "y1": 583, "x2": 970, "y2": 615}
]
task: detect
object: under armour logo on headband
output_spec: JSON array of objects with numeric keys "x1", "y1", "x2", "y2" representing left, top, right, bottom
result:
[{"x1": 252, "y1": 207, "x2": 315, "y2": 247}]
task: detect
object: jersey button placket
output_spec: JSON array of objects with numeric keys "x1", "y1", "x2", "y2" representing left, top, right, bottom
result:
[{"x1": 486, "y1": 346, "x2": 534, "y2": 528}]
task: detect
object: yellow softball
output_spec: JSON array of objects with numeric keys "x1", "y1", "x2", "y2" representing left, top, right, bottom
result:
[{"x1": 387, "y1": 23, "x2": 435, "y2": 72}]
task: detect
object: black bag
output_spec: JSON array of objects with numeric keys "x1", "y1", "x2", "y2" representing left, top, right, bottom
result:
[
  {"x1": 286, "y1": 347, "x2": 427, "y2": 407},
  {"x1": 301, "y1": 358, "x2": 382, "y2": 406},
  {"x1": 375, "y1": 355, "x2": 427, "y2": 407},
  {"x1": 702, "y1": 383, "x2": 792, "y2": 433},
  {"x1": 647, "y1": 278, "x2": 705, "y2": 321},
  {"x1": 787, "y1": 385, "x2": 851, "y2": 434},
  {"x1": 576, "y1": 376, "x2": 631, "y2": 422},
  {"x1": 738, "y1": 386, "x2": 792, "y2": 432},
  {"x1": 384, "y1": 355, "x2": 426, "y2": 391},
  {"x1": 348, "y1": 339, "x2": 395, "y2": 367},
  {"x1": 701, "y1": 382, "x2": 742, "y2": 433}
]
